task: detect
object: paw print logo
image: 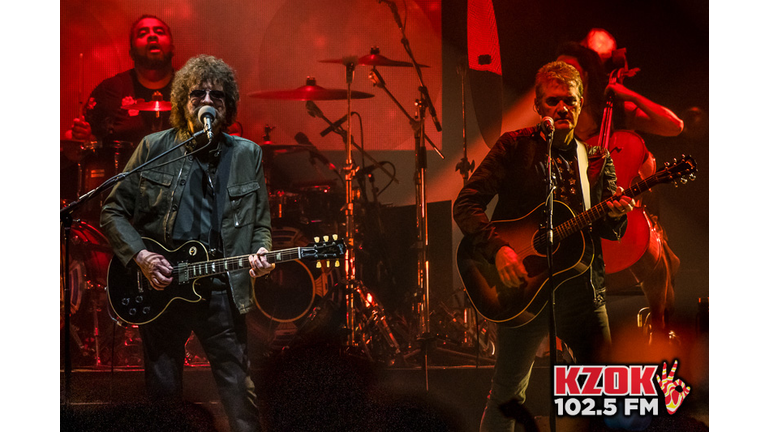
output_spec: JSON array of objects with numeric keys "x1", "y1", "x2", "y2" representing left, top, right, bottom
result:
[{"x1": 656, "y1": 360, "x2": 691, "y2": 414}]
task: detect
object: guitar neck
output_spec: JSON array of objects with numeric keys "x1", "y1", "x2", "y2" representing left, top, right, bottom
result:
[
  {"x1": 178, "y1": 247, "x2": 306, "y2": 279},
  {"x1": 554, "y1": 174, "x2": 661, "y2": 242}
]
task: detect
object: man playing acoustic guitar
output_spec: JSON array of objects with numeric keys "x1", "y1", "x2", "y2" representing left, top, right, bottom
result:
[
  {"x1": 100, "y1": 55, "x2": 273, "y2": 432},
  {"x1": 453, "y1": 61, "x2": 634, "y2": 431}
]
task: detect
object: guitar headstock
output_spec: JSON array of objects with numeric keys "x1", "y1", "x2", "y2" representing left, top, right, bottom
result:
[
  {"x1": 304, "y1": 234, "x2": 346, "y2": 268},
  {"x1": 655, "y1": 155, "x2": 697, "y2": 186}
]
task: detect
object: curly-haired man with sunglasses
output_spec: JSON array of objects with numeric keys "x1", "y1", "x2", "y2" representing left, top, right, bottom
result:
[{"x1": 101, "y1": 54, "x2": 273, "y2": 432}]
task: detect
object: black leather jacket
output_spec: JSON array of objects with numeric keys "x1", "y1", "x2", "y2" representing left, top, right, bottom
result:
[
  {"x1": 453, "y1": 127, "x2": 627, "y2": 306},
  {"x1": 100, "y1": 128, "x2": 272, "y2": 314}
]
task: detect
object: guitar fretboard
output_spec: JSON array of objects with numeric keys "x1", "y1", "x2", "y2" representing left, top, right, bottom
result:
[
  {"x1": 174, "y1": 247, "x2": 305, "y2": 280},
  {"x1": 553, "y1": 174, "x2": 662, "y2": 243}
]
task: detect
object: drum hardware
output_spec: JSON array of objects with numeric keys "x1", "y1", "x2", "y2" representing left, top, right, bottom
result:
[
  {"x1": 185, "y1": 334, "x2": 209, "y2": 367},
  {"x1": 454, "y1": 59, "x2": 474, "y2": 185},
  {"x1": 357, "y1": 12, "x2": 443, "y2": 386},
  {"x1": 252, "y1": 72, "x2": 396, "y2": 350},
  {"x1": 351, "y1": 281, "x2": 404, "y2": 366}
]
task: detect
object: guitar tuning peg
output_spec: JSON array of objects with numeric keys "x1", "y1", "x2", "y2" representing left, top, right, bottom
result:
[
  {"x1": 332, "y1": 234, "x2": 338, "y2": 241},
  {"x1": 335, "y1": 260, "x2": 340, "y2": 268},
  {"x1": 314, "y1": 237, "x2": 320, "y2": 243},
  {"x1": 323, "y1": 235, "x2": 329, "y2": 242}
]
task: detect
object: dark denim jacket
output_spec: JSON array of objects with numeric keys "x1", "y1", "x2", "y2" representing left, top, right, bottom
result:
[
  {"x1": 100, "y1": 128, "x2": 272, "y2": 314},
  {"x1": 453, "y1": 127, "x2": 627, "y2": 306}
]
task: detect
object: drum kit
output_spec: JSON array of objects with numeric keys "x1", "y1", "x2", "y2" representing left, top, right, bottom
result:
[{"x1": 60, "y1": 46, "x2": 495, "y2": 371}]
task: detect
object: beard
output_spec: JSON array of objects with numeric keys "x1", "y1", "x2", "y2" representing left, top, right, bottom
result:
[
  {"x1": 131, "y1": 48, "x2": 173, "y2": 71},
  {"x1": 188, "y1": 105, "x2": 227, "y2": 135}
]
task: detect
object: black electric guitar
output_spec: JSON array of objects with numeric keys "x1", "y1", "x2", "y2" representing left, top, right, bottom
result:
[
  {"x1": 107, "y1": 235, "x2": 345, "y2": 325},
  {"x1": 457, "y1": 156, "x2": 696, "y2": 327}
]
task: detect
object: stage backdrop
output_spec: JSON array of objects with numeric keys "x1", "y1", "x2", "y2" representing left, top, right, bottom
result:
[{"x1": 60, "y1": 0, "x2": 442, "y2": 151}]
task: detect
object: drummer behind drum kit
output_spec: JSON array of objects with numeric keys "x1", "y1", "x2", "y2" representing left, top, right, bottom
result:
[{"x1": 61, "y1": 47, "x2": 497, "y2": 369}]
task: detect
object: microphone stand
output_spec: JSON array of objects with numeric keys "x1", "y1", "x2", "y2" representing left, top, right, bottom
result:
[
  {"x1": 305, "y1": 101, "x2": 398, "y2": 185},
  {"x1": 542, "y1": 128, "x2": 558, "y2": 432},
  {"x1": 59, "y1": 130, "x2": 206, "y2": 406},
  {"x1": 382, "y1": 0, "x2": 442, "y2": 391},
  {"x1": 367, "y1": 68, "x2": 444, "y2": 160}
]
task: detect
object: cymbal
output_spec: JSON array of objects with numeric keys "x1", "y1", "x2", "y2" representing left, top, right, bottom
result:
[
  {"x1": 121, "y1": 100, "x2": 172, "y2": 111},
  {"x1": 320, "y1": 53, "x2": 429, "y2": 68},
  {"x1": 249, "y1": 79, "x2": 374, "y2": 101}
]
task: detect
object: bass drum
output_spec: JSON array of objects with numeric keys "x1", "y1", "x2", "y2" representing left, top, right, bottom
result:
[
  {"x1": 61, "y1": 221, "x2": 112, "y2": 320},
  {"x1": 60, "y1": 222, "x2": 144, "y2": 368},
  {"x1": 248, "y1": 227, "x2": 343, "y2": 354}
]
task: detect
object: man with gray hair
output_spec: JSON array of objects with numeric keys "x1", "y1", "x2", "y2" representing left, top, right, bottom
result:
[{"x1": 454, "y1": 61, "x2": 634, "y2": 431}]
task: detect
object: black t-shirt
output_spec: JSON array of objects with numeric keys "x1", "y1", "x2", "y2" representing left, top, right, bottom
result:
[
  {"x1": 171, "y1": 141, "x2": 232, "y2": 291},
  {"x1": 84, "y1": 69, "x2": 172, "y2": 145}
]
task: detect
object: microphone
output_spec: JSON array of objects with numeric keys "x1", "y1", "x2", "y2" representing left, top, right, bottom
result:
[
  {"x1": 294, "y1": 132, "x2": 313, "y2": 146},
  {"x1": 198, "y1": 106, "x2": 217, "y2": 141},
  {"x1": 538, "y1": 116, "x2": 554, "y2": 134},
  {"x1": 320, "y1": 114, "x2": 348, "y2": 137},
  {"x1": 306, "y1": 100, "x2": 322, "y2": 118},
  {"x1": 356, "y1": 165, "x2": 379, "y2": 177},
  {"x1": 295, "y1": 132, "x2": 336, "y2": 170}
]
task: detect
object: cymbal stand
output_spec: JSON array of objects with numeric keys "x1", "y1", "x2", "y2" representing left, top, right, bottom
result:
[
  {"x1": 380, "y1": 0, "x2": 442, "y2": 389},
  {"x1": 454, "y1": 60, "x2": 474, "y2": 185},
  {"x1": 368, "y1": 68, "x2": 443, "y2": 159},
  {"x1": 342, "y1": 58, "x2": 358, "y2": 348},
  {"x1": 305, "y1": 101, "x2": 398, "y2": 185}
]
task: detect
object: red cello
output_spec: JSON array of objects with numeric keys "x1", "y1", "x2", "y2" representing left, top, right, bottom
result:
[{"x1": 589, "y1": 51, "x2": 663, "y2": 290}]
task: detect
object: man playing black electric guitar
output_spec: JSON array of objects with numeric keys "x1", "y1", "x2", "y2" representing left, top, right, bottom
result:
[
  {"x1": 100, "y1": 55, "x2": 272, "y2": 432},
  {"x1": 453, "y1": 61, "x2": 634, "y2": 432}
]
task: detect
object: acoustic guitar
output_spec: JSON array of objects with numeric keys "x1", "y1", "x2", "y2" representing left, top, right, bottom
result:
[{"x1": 457, "y1": 156, "x2": 695, "y2": 327}]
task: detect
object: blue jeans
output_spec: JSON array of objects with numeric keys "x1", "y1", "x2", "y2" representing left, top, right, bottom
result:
[
  {"x1": 140, "y1": 290, "x2": 261, "y2": 432},
  {"x1": 479, "y1": 283, "x2": 611, "y2": 432}
]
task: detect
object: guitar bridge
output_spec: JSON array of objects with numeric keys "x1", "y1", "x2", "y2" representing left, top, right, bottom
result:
[{"x1": 177, "y1": 262, "x2": 189, "y2": 283}]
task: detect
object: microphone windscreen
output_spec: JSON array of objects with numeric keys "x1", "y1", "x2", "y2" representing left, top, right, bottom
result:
[{"x1": 198, "y1": 106, "x2": 217, "y2": 122}]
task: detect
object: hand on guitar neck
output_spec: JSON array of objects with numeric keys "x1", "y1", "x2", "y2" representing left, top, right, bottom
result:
[
  {"x1": 248, "y1": 247, "x2": 275, "y2": 278},
  {"x1": 604, "y1": 186, "x2": 636, "y2": 219}
]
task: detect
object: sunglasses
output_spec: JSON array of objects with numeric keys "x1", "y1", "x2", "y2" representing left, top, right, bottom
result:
[{"x1": 189, "y1": 89, "x2": 226, "y2": 102}]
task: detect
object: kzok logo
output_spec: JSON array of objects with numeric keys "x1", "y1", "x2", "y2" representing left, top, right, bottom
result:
[{"x1": 553, "y1": 360, "x2": 691, "y2": 417}]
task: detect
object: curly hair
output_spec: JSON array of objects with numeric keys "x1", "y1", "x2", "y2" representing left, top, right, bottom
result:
[
  {"x1": 534, "y1": 61, "x2": 583, "y2": 109},
  {"x1": 170, "y1": 55, "x2": 240, "y2": 130}
]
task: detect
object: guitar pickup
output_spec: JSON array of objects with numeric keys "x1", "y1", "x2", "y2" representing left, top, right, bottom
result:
[{"x1": 177, "y1": 262, "x2": 189, "y2": 283}]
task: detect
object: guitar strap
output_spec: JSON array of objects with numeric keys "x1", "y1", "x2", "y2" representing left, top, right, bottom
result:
[
  {"x1": 575, "y1": 138, "x2": 591, "y2": 209},
  {"x1": 210, "y1": 138, "x2": 234, "y2": 257}
]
